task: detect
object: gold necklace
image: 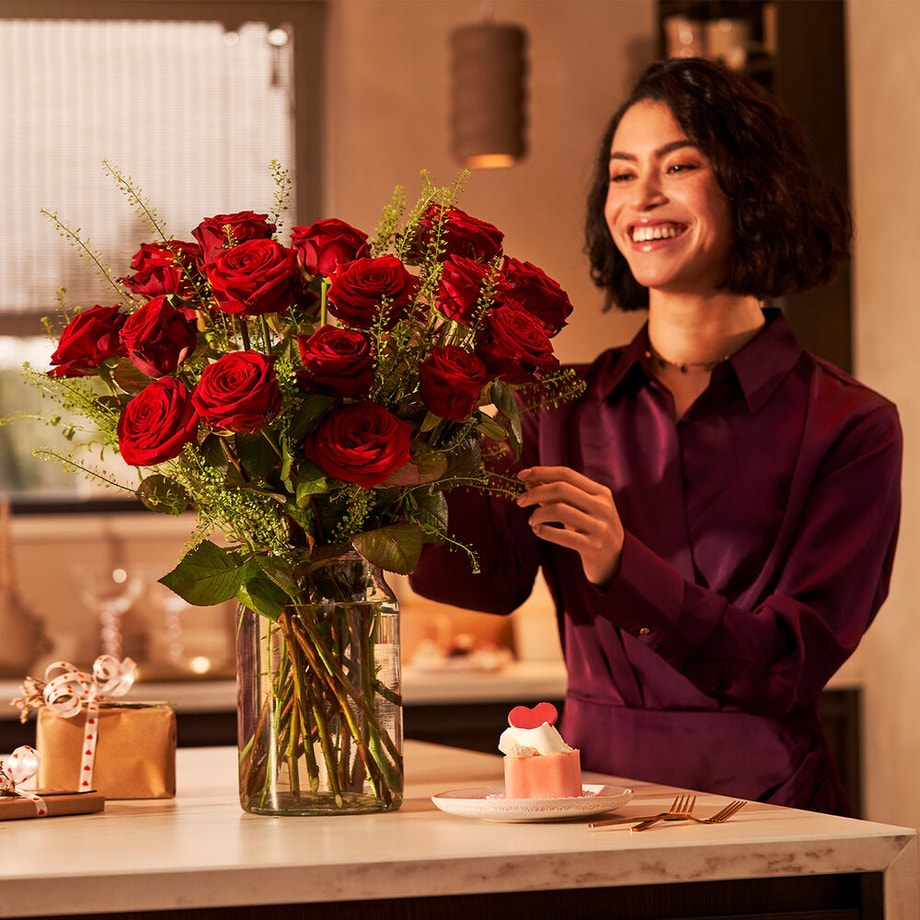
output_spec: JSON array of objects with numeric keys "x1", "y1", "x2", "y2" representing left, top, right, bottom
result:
[{"x1": 645, "y1": 343, "x2": 731, "y2": 374}]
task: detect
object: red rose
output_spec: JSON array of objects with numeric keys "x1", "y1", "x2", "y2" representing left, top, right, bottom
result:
[
  {"x1": 119, "y1": 296, "x2": 198, "y2": 378},
  {"x1": 326, "y1": 256, "x2": 417, "y2": 329},
  {"x1": 119, "y1": 240, "x2": 202, "y2": 301},
  {"x1": 204, "y1": 239, "x2": 299, "y2": 316},
  {"x1": 48, "y1": 305, "x2": 126, "y2": 377},
  {"x1": 117, "y1": 377, "x2": 199, "y2": 466},
  {"x1": 192, "y1": 211, "x2": 275, "y2": 264},
  {"x1": 192, "y1": 351, "x2": 281, "y2": 434},
  {"x1": 297, "y1": 326, "x2": 375, "y2": 398},
  {"x1": 290, "y1": 219, "x2": 370, "y2": 278},
  {"x1": 478, "y1": 305, "x2": 559, "y2": 383},
  {"x1": 495, "y1": 256, "x2": 573, "y2": 337},
  {"x1": 420, "y1": 346, "x2": 489, "y2": 421},
  {"x1": 413, "y1": 205, "x2": 503, "y2": 263},
  {"x1": 437, "y1": 255, "x2": 494, "y2": 325},
  {"x1": 303, "y1": 403, "x2": 412, "y2": 488}
]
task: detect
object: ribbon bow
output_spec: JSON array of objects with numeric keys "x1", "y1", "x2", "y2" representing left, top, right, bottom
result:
[
  {"x1": 42, "y1": 656, "x2": 137, "y2": 718},
  {"x1": 41, "y1": 656, "x2": 136, "y2": 790},
  {"x1": 1, "y1": 746, "x2": 47, "y2": 816}
]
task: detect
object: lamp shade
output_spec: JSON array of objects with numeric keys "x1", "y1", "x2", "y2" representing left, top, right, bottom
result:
[{"x1": 450, "y1": 22, "x2": 528, "y2": 168}]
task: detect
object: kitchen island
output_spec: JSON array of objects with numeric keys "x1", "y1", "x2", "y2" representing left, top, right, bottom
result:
[{"x1": 0, "y1": 742, "x2": 916, "y2": 919}]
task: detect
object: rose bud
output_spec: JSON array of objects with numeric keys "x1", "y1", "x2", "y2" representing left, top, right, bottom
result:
[
  {"x1": 477, "y1": 304, "x2": 559, "y2": 384},
  {"x1": 192, "y1": 210, "x2": 275, "y2": 264},
  {"x1": 495, "y1": 256, "x2": 574, "y2": 337},
  {"x1": 411, "y1": 205, "x2": 503, "y2": 263},
  {"x1": 303, "y1": 402, "x2": 412, "y2": 488},
  {"x1": 117, "y1": 377, "x2": 199, "y2": 466},
  {"x1": 436, "y1": 255, "x2": 494, "y2": 326},
  {"x1": 297, "y1": 326, "x2": 375, "y2": 398},
  {"x1": 420, "y1": 346, "x2": 489, "y2": 421},
  {"x1": 205, "y1": 239, "x2": 300, "y2": 316},
  {"x1": 291, "y1": 219, "x2": 370, "y2": 278},
  {"x1": 326, "y1": 255, "x2": 418, "y2": 329},
  {"x1": 120, "y1": 296, "x2": 198, "y2": 378},
  {"x1": 48, "y1": 305, "x2": 126, "y2": 377},
  {"x1": 192, "y1": 351, "x2": 281, "y2": 434},
  {"x1": 119, "y1": 240, "x2": 202, "y2": 301}
]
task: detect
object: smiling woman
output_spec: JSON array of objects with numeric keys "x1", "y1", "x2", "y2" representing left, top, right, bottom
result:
[{"x1": 409, "y1": 57, "x2": 902, "y2": 818}]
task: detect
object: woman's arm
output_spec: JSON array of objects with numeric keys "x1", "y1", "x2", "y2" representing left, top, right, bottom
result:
[{"x1": 408, "y1": 482, "x2": 542, "y2": 616}]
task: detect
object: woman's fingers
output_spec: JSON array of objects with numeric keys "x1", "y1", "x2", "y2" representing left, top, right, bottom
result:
[{"x1": 516, "y1": 465, "x2": 625, "y2": 586}]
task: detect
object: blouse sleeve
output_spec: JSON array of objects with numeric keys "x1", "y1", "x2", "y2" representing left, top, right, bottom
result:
[
  {"x1": 599, "y1": 401, "x2": 903, "y2": 716},
  {"x1": 408, "y1": 484, "x2": 540, "y2": 615}
]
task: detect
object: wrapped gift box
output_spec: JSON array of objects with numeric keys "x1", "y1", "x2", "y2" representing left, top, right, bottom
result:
[
  {"x1": 37, "y1": 704, "x2": 176, "y2": 799},
  {"x1": 0, "y1": 791, "x2": 104, "y2": 821}
]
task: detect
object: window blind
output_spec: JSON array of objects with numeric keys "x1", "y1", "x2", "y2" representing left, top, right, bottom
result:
[{"x1": 0, "y1": 15, "x2": 295, "y2": 328}]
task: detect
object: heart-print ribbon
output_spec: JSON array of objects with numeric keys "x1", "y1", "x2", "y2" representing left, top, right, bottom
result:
[
  {"x1": 0, "y1": 746, "x2": 47, "y2": 816},
  {"x1": 41, "y1": 656, "x2": 136, "y2": 789}
]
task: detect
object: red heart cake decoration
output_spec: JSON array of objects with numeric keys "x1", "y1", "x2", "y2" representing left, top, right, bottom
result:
[{"x1": 508, "y1": 701, "x2": 558, "y2": 729}]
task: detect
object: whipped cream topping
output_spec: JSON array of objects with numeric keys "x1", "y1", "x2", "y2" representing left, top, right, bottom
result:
[{"x1": 498, "y1": 722, "x2": 574, "y2": 758}]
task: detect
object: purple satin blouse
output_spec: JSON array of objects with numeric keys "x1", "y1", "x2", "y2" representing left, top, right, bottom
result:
[{"x1": 409, "y1": 310, "x2": 902, "y2": 814}]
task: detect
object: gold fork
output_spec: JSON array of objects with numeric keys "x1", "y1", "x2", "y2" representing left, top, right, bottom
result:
[
  {"x1": 588, "y1": 794, "x2": 696, "y2": 830},
  {"x1": 631, "y1": 799, "x2": 746, "y2": 832}
]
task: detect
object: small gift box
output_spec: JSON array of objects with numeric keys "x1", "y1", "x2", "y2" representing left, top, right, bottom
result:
[
  {"x1": 0, "y1": 789, "x2": 105, "y2": 821},
  {"x1": 37, "y1": 703, "x2": 176, "y2": 799},
  {"x1": 16, "y1": 657, "x2": 177, "y2": 800},
  {"x1": 0, "y1": 745, "x2": 105, "y2": 820}
]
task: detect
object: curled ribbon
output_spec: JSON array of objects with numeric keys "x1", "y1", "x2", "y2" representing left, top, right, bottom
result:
[
  {"x1": 41, "y1": 656, "x2": 136, "y2": 790},
  {"x1": 1, "y1": 746, "x2": 47, "y2": 816},
  {"x1": 42, "y1": 656, "x2": 137, "y2": 718}
]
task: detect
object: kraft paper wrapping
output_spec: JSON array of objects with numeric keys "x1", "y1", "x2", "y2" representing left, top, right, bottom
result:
[
  {"x1": 36, "y1": 704, "x2": 176, "y2": 799},
  {"x1": 0, "y1": 791, "x2": 105, "y2": 821}
]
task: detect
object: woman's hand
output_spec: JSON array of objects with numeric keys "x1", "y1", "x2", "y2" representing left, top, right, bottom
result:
[{"x1": 516, "y1": 466, "x2": 625, "y2": 587}]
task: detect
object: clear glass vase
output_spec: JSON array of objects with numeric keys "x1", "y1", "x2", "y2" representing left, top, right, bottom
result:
[{"x1": 236, "y1": 552, "x2": 403, "y2": 815}]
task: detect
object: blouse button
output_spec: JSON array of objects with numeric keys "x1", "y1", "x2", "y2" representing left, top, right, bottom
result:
[{"x1": 638, "y1": 627, "x2": 651, "y2": 637}]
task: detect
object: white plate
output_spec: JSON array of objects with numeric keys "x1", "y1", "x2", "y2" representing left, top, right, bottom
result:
[{"x1": 431, "y1": 784, "x2": 633, "y2": 823}]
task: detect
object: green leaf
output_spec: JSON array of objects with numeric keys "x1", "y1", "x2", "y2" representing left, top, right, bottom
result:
[
  {"x1": 136, "y1": 474, "x2": 189, "y2": 515},
  {"x1": 295, "y1": 461, "x2": 329, "y2": 505},
  {"x1": 413, "y1": 489, "x2": 449, "y2": 537},
  {"x1": 288, "y1": 394, "x2": 337, "y2": 442},
  {"x1": 237, "y1": 568, "x2": 289, "y2": 620},
  {"x1": 158, "y1": 540, "x2": 244, "y2": 606},
  {"x1": 234, "y1": 433, "x2": 280, "y2": 479},
  {"x1": 491, "y1": 380, "x2": 523, "y2": 449},
  {"x1": 283, "y1": 501, "x2": 316, "y2": 542},
  {"x1": 419, "y1": 410, "x2": 440, "y2": 433},
  {"x1": 199, "y1": 433, "x2": 230, "y2": 475},
  {"x1": 476, "y1": 414, "x2": 507, "y2": 442},
  {"x1": 252, "y1": 554, "x2": 301, "y2": 597},
  {"x1": 443, "y1": 438, "x2": 483, "y2": 481},
  {"x1": 112, "y1": 358, "x2": 152, "y2": 395},
  {"x1": 351, "y1": 523, "x2": 423, "y2": 575},
  {"x1": 381, "y1": 448, "x2": 448, "y2": 487}
]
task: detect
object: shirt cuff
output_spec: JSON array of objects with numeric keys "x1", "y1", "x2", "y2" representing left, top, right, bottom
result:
[
  {"x1": 603, "y1": 532, "x2": 684, "y2": 639},
  {"x1": 594, "y1": 533, "x2": 727, "y2": 661}
]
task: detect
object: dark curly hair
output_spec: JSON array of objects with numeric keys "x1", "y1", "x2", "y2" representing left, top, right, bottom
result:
[{"x1": 585, "y1": 58, "x2": 853, "y2": 311}]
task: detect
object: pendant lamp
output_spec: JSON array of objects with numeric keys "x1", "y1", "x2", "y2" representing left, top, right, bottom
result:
[{"x1": 450, "y1": 20, "x2": 528, "y2": 168}]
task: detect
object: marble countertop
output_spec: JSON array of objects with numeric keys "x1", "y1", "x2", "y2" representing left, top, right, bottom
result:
[{"x1": 0, "y1": 742, "x2": 917, "y2": 919}]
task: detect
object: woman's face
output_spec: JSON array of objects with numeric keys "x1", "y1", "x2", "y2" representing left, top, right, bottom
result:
[{"x1": 604, "y1": 100, "x2": 734, "y2": 298}]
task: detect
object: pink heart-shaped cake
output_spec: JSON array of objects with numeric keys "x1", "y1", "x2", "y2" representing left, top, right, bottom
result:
[{"x1": 508, "y1": 701, "x2": 558, "y2": 729}]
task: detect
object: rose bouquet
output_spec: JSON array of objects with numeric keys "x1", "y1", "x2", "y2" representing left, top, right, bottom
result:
[{"x1": 24, "y1": 163, "x2": 583, "y2": 813}]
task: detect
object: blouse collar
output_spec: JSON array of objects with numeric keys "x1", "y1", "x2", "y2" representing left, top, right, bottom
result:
[{"x1": 596, "y1": 308, "x2": 804, "y2": 414}]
